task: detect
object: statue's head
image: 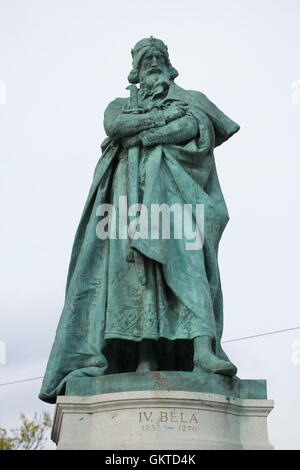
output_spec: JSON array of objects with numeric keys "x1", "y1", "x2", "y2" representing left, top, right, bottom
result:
[{"x1": 128, "y1": 37, "x2": 178, "y2": 87}]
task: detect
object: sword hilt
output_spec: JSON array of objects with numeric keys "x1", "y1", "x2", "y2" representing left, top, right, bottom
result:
[
  {"x1": 126, "y1": 84, "x2": 138, "y2": 109},
  {"x1": 125, "y1": 84, "x2": 144, "y2": 114}
]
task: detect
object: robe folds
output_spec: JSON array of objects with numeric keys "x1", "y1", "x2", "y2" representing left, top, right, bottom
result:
[{"x1": 39, "y1": 82, "x2": 239, "y2": 403}]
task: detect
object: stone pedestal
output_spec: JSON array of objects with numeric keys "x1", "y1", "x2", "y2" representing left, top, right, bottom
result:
[{"x1": 52, "y1": 372, "x2": 274, "y2": 450}]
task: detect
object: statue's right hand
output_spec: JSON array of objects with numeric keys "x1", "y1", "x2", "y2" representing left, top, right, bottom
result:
[{"x1": 163, "y1": 101, "x2": 188, "y2": 123}]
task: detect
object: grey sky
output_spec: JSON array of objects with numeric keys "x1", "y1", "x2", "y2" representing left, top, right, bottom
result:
[{"x1": 0, "y1": 0, "x2": 299, "y2": 449}]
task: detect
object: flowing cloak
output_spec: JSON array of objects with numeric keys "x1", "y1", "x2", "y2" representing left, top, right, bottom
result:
[{"x1": 39, "y1": 82, "x2": 240, "y2": 403}]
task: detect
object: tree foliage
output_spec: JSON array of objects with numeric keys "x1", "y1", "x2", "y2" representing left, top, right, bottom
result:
[{"x1": 0, "y1": 412, "x2": 52, "y2": 450}]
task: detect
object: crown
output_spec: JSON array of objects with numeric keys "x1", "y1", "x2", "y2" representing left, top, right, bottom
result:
[{"x1": 131, "y1": 36, "x2": 168, "y2": 58}]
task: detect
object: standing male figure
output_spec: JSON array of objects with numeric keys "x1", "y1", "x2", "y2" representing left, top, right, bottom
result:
[{"x1": 40, "y1": 37, "x2": 239, "y2": 404}]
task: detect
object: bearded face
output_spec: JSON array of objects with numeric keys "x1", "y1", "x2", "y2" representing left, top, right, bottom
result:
[{"x1": 138, "y1": 47, "x2": 171, "y2": 98}]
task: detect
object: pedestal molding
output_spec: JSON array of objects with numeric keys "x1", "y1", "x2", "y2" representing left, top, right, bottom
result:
[{"x1": 52, "y1": 390, "x2": 274, "y2": 449}]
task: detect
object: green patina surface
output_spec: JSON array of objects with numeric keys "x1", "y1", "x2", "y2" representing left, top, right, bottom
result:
[
  {"x1": 65, "y1": 372, "x2": 267, "y2": 400},
  {"x1": 38, "y1": 37, "x2": 264, "y2": 406}
]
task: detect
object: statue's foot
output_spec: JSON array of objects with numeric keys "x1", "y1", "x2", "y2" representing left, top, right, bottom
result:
[
  {"x1": 193, "y1": 336, "x2": 237, "y2": 377},
  {"x1": 193, "y1": 358, "x2": 237, "y2": 376},
  {"x1": 136, "y1": 340, "x2": 158, "y2": 373},
  {"x1": 136, "y1": 360, "x2": 153, "y2": 373}
]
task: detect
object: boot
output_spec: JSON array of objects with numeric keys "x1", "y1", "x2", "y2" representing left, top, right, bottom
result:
[{"x1": 193, "y1": 336, "x2": 237, "y2": 376}]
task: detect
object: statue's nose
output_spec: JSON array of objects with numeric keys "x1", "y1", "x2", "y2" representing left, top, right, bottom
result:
[{"x1": 151, "y1": 56, "x2": 158, "y2": 66}]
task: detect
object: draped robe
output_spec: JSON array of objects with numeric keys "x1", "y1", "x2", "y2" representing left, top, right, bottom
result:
[{"x1": 39, "y1": 82, "x2": 239, "y2": 403}]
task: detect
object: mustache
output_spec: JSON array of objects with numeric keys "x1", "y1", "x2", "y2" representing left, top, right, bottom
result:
[
  {"x1": 147, "y1": 66, "x2": 163, "y2": 73},
  {"x1": 142, "y1": 69, "x2": 170, "y2": 81}
]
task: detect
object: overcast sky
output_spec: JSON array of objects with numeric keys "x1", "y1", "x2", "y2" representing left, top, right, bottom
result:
[{"x1": 0, "y1": 0, "x2": 299, "y2": 450}]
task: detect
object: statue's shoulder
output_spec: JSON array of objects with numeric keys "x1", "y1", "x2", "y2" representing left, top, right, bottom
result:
[
  {"x1": 171, "y1": 83, "x2": 218, "y2": 110},
  {"x1": 104, "y1": 96, "x2": 128, "y2": 118},
  {"x1": 107, "y1": 96, "x2": 128, "y2": 106},
  {"x1": 186, "y1": 89, "x2": 212, "y2": 106},
  {"x1": 169, "y1": 83, "x2": 204, "y2": 101}
]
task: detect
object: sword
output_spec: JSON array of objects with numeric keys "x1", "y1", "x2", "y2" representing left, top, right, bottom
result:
[{"x1": 125, "y1": 84, "x2": 146, "y2": 286}]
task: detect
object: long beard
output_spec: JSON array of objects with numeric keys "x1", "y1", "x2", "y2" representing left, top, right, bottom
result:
[{"x1": 140, "y1": 72, "x2": 171, "y2": 100}]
